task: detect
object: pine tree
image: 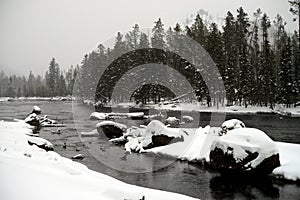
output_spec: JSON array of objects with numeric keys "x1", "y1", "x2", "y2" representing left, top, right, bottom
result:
[
  {"x1": 289, "y1": 0, "x2": 300, "y2": 45},
  {"x1": 235, "y1": 7, "x2": 253, "y2": 106},
  {"x1": 151, "y1": 18, "x2": 166, "y2": 49},
  {"x1": 278, "y1": 35, "x2": 293, "y2": 106},
  {"x1": 289, "y1": 0, "x2": 300, "y2": 103},
  {"x1": 139, "y1": 32, "x2": 150, "y2": 48},
  {"x1": 249, "y1": 9, "x2": 262, "y2": 104},
  {"x1": 27, "y1": 71, "x2": 35, "y2": 97},
  {"x1": 46, "y1": 58, "x2": 57, "y2": 97},
  {"x1": 260, "y1": 13, "x2": 276, "y2": 108},
  {"x1": 223, "y1": 11, "x2": 238, "y2": 104},
  {"x1": 189, "y1": 14, "x2": 207, "y2": 48},
  {"x1": 5, "y1": 76, "x2": 16, "y2": 97},
  {"x1": 207, "y1": 23, "x2": 226, "y2": 105}
]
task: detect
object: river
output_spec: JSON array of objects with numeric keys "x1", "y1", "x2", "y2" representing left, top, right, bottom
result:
[{"x1": 1, "y1": 100, "x2": 300, "y2": 199}]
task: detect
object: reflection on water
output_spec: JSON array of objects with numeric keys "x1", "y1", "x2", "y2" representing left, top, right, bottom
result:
[
  {"x1": 210, "y1": 174, "x2": 280, "y2": 199},
  {"x1": 1, "y1": 100, "x2": 300, "y2": 199}
]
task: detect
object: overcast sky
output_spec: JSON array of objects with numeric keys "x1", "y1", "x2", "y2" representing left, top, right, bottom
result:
[{"x1": 0, "y1": 0, "x2": 296, "y2": 76}]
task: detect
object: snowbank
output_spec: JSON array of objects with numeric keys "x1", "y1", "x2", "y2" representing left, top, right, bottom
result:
[
  {"x1": 151, "y1": 102, "x2": 300, "y2": 117},
  {"x1": 145, "y1": 126, "x2": 219, "y2": 162},
  {"x1": 273, "y1": 142, "x2": 300, "y2": 181},
  {"x1": 143, "y1": 123, "x2": 300, "y2": 181},
  {"x1": 0, "y1": 120, "x2": 198, "y2": 200}
]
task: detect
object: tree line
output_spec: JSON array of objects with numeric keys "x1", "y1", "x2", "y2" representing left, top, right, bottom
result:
[
  {"x1": 0, "y1": 58, "x2": 78, "y2": 97},
  {"x1": 1, "y1": 2, "x2": 299, "y2": 108},
  {"x1": 76, "y1": 4, "x2": 300, "y2": 108}
]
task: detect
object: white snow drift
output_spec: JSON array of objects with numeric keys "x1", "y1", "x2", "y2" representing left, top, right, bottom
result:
[{"x1": 0, "y1": 120, "x2": 198, "y2": 200}]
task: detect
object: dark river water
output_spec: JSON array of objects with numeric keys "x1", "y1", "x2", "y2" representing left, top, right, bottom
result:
[{"x1": 1, "y1": 100, "x2": 300, "y2": 200}]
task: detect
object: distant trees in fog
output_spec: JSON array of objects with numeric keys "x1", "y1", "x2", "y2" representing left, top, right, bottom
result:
[{"x1": 0, "y1": 59, "x2": 78, "y2": 97}]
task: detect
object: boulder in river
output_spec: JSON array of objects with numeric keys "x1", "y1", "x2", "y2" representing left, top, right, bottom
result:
[
  {"x1": 24, "y1": 113, "x2": 41, "y2": 127},
  {"x1": 96, "y1": 121, "x2": 127, "y2": 139},
  {"x1": 31, "y1": 106, "x2": 41, "y2": 115},
  {"x1": 165, "y1": 117, "x2": 180, "y2": 128},
  {"x1": 209, "y1": 128, "x2": 280, "y2": 175},
  {"x1": 142, "y1": 120, "x2": 185, "y2": 149}
]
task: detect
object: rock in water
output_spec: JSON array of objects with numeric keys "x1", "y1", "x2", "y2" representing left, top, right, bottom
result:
[
  {"x1": 182, "y1": 115, "x2": 194, "y2": 123},
  {"x1": 142, "y1": 120, "x2": 185, "y2": 149},
  {"x1": 220, "y1": 119, "x2": 245, "y2": 135},
  {"x1": 24, "y1": 113, "x2": 40, "y2": 127},
  {"x1": 165, "y1": 117, "x2": 180, "y2": 128},
  {"x1": 209, "y1": 128, "x2": 280, "y2": 175},
  {"x1": 31, "y1": 106, "x2": 41, "y2": 115},
  {"x1": 96, "y1": 121, "x2": 127, "y2": 139},
  {"x1": 71, "y1": 154, "x2": 85, "y2": 160}
]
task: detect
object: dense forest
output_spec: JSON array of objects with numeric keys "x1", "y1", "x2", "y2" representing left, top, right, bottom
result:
[{"x1": 1, "y1": 3, "x2": 300, "y2": 108}]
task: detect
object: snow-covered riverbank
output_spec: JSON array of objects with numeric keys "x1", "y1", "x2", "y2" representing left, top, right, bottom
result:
[
  {"x1": 0, "y1": 120, "x2": 198, "y2": 200},
  {"x1": 152, "y1": 103, "x2": 300, "y2": 117},
  {"x1": 142, "y1": 125, "x2": 300, "y2": 182},
  {"x1": 79, "y1": 99, "x2": 300, "y2": 117}
]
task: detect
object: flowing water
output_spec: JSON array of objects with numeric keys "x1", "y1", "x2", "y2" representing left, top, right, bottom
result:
[{"x1": 1, "y1": 100, "x2": 300, "y2": 200}]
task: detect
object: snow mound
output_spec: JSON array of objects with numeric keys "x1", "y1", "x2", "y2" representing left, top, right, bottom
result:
[
  {"x1": 273, "y1": 142, "x2": 300, "y2": 181},
  {"x1": 210, "y1": 128, "x2": 279, "y2": 169},
  {"x1": 180, "y1": 126, "x2": 218, "y2": 162},
  {"x1": 145, "y1": 127, "x2": 219, "y2": 162},
  {"x1": 221, "y1": 119, "x2": 245, "y2": 134}
]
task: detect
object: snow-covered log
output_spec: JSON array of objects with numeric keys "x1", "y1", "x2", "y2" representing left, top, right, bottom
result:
[{"x1": 89, "y1": 112, "x2": 144, "y2": 120}]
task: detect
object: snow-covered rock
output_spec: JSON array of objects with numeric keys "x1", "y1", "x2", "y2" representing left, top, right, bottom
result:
[
  {"x1": 182, "y1": 115, "x2": 194, "y2": 123},
  {"x1": 89, "y1": 112, "x2": 109, "y2": 120},
  {"x1": 109, "y1": 120, "x2": 187, "y2": 153},
  {"x1": 221, "y1": 119, "x2": 245, "y2": 133},
  {"x1": 31, "y1": 105, "x2": 41, "y2": 115},
  {"x1": 165, "y1": 117, "x2": 180, "y2": 127},
  {"x1": 71, "y1": 154, "x2": 85, "y2": 160},
  {"x1": 96, "y1": 121, "x2": 127, "y2": 139},
  {"x1": 28, "y1": 137, "x2": 54, "y2": 151},
  {"x1": 210, "y1": 128, "x2": 280, "y2": 174},
  {"x1": 141, "y1": 120, "x2": 186, "y2": 149},
  {"x1": 24, "y1": 113, "x2": 40, "y2": 127},
  {"x1": 145, "y1": 127, "x2": 219, "y2": 163}
]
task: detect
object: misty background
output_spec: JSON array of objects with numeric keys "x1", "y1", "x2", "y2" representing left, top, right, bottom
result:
[{"x1": 0, "y1": 0, "x2": 296, "y2": 76}]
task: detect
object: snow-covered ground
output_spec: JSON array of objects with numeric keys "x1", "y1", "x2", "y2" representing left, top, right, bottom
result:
[
  {"x1": 153, "y1": 102, "x2": 300, "y2": 117},
  {"x1": 0, "y1": 120, "x2": 198, "y2": 200},
  {"x1": 0, "y1": 96, "x2": 74, "y2": 102}
]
